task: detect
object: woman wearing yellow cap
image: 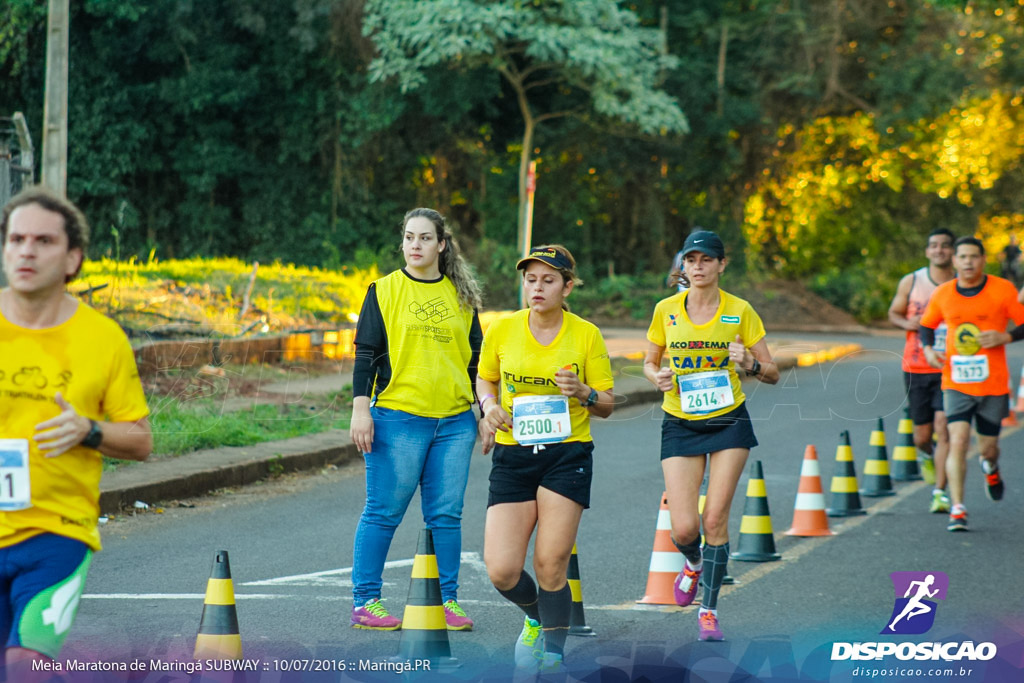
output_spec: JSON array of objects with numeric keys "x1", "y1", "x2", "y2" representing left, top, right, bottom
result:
[
  {"x1": 643, "y1": 230, "x2": 778, "y2": 641},
  {"x1": 477, "y1": 245, "x2": 614, "y2": 673}
]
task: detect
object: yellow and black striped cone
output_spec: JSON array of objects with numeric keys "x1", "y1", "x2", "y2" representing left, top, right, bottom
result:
[
  {"x1": 699, "y1": 470, "x2": 735, "y2": 584},
  {"x1": 194, "y1": 550, "x2": 242, "y2": 660},
  {"x1": 396, "y1": 529, "x2": 458, "y2": 669},
  {"x1": 827, "y1": 430, "x2": 867, "y2": 517},
  {"x1": 861, "y1": 417, "x2": 896, "y2": 497},
  {"x1": 567, "y1": 543, "x2": 595, "y2": 637},
  {"x1": 730, "y1": 460, "x2": 781, "y2": 562},
  {"x1": 891, "y1": 408, "x2": 922, "y2": 481}
]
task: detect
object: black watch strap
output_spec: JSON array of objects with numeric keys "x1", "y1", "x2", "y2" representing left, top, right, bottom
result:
[{"x1": 82, "y1": 419, "x2": 103, "y2": 449}]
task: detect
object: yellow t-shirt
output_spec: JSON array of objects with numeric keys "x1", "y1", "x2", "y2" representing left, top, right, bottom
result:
[
  {"x1": 0, "y1": 302, "x2": 149, "y2": 551},
  {"x1": 647, "y1": 289, "x2": 765, "y2": 420},
  {"x1": 371, "y1": 270, "x2": 476, "y2": 417},
  {"x1": 478, "y1": 309, "x2": 614, "y2": 446}
]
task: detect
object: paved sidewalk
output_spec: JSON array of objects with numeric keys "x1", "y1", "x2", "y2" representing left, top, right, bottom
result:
[{"x1": 99, "y1": 333, "x2": 862, "y2": 514}]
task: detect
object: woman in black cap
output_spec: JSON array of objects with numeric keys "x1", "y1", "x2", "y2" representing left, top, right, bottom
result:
[
  {"x1": 643, "y1": 230, "x2": 779, "y2": 641},
  {"x1": 477, "y1": 245, "x2": 614, "y2": 673}
]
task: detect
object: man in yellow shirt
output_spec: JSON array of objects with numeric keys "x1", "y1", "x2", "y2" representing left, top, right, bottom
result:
[{"x1": 0, "y1": 187, "x2": 151, "y2": 673}]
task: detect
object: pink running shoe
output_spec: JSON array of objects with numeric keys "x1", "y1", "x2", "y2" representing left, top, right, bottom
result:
[
  {"x1": 350, "y1": 598, "x2": 402, "y2": 630},
  {"x1": 698, "y1": 610, "x2": 724, "y2": 641},
  {"x1": 673, "y1": 564, "x2": 702, "y2": 607},
  {"x1": 443, "y1": 600, "x2": 474, "y2": 631}
]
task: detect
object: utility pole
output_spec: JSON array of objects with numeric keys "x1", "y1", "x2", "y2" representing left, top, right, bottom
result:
[{"x1": 42, "y1": 0, "x2": 69, "y2": 195}]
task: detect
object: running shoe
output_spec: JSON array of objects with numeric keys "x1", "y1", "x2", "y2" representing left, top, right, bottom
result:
[
  {"x1": 537, "y1": 652, "x2": 563, "y2": 674},
  {"x1": 673, "y1": 564, "x2": 702, "y2": 607},
  {"x1": 514, "y1": 617, "x2": 545, "y2": 669},
  {"x1": 919, "y1": 455, "x2": 936, "y2": 485},
  {"x1": 981, "y1": 460, "x2": 1004, "y2": 501},
  {"x1": 929, "y1": 490, "x2": 950, "y2": 514},
  {"x1": 698, "y1": 610, "x2": 724, "y2": 641},
  {"x1": 443, "y1": 600, "x2": 473, "y2": 631},
  {"x1": 350, "y1": 598, "x2": 402, "y2": 630},
  {"x1": 947, "y1": 510, "x2": 968, "y2": 532}
]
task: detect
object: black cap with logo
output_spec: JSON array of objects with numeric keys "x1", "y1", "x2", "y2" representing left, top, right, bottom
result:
[{"x1": 682, "y1": 230, "x2": 725, "y2": 260}]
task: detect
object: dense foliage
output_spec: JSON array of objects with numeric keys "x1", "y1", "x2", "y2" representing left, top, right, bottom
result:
[{"x1": 3, "y1": 0, "x2": 1023, "y2": 317}]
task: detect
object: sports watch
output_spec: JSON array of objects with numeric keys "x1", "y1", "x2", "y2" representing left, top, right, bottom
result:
[
  {"x1": 82, "y1": 419, "x2": 104, "y2": 449},
  {"x1": 581, "y1": 388, "x2": 598, "y2": 407}
]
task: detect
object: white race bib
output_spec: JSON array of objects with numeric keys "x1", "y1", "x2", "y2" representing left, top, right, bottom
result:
[
  {"x1": 934, "y1": 323, "x2": 947, "y2": 354},
  {"x1": 950, "y1": 355, "x2": 988, "y2": 384},
  {"x1": 0, "y1": 440, "x2": 31, "y2": 511},
  {"x1": 512, "y1": 395, "x2": 571, "y2": 446},
  {"x1": 677, "y1": 370, "x2": 735, "y2": 415}
]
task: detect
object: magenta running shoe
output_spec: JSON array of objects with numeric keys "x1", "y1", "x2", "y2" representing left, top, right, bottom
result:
[
  {"x1": 673, "y1": 564, "x2": 702, "y2": 607},
  {"x1": 350, "y1": 598, "x2": 402, "y2": 630},
  {"x1": 698, "y1": 610, "x2": 724, "y2": 641}
]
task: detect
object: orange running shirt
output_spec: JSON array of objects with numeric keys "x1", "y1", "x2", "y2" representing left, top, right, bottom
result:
[
  {"x1": 901, "y1": 267, "x2": 945, "y2": 374},
  {"x1": 919, "y1": 275, "x2": 1024, "y2": 396}
]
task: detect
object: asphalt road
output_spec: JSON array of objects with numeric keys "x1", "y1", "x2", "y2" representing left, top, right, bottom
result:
[{"x1": 66, "y1": 333, "x2": 1024, "y2": 682}]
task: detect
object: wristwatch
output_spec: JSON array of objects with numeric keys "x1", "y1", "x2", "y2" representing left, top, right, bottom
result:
[
  {"x1": 581, "y1": 388, "x2": 598, "y2": 407},
  {"x1": 82, "y1": 419, "x2": 104, "y2": 449}
]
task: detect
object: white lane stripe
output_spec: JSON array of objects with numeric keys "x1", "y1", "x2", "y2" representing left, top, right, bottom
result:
[
  {"x1": 83, "y1": 593, "x2": 287, "y2": 600},
  {"x1": 241, "y1": 551, "x2": 485, "y2": 587}
]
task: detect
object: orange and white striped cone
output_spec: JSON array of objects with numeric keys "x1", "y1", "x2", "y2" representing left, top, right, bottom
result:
[
  {"x1": 637, "y1": 492, "x2": 683, "y2": 605},
  {"x1": 731, "y1": 461, "x2": 781, "y2": 562},
  {"x1": 785, "y1": 445, "x2": 834, "y2": 536},
  {"x1": 891, "y1": 407, "x2": 922, "y2": 481},
  {"x1": 827, "y1": 430, "x2": 866, "y2": 517},
  {"x1": 861, "y1": 417, "x2": 895, "y2": 497}
]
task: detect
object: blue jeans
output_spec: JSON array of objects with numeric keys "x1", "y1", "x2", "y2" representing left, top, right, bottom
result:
[{"x1": 352, "y1": 406, "x2": 476, "y2": 606}]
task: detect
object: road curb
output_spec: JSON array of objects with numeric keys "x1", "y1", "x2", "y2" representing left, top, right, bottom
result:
[{"x1": 98, "y1": 344, "x2": 857, "y2": 514}]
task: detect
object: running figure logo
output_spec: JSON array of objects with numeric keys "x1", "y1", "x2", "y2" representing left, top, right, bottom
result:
[{"x1": 881, "y1": 571, "x2": 949, "y2": 635}]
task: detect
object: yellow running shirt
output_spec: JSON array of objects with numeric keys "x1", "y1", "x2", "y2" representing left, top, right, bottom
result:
[
  {"x1": 647, "y1": 289, "x2": 765, "y2": 420},
  {"x1": 478, "y1": 309, "x2": 614, "y2": 446},
  {"x1": 0, "y1": 302, "x2": 149, "y2": 551}
]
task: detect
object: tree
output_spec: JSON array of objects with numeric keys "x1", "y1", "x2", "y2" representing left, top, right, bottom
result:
[{"x1": 362, "y1": 0, "x2": 689, "y2": 264}]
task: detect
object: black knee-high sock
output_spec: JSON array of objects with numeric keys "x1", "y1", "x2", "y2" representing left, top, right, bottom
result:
[
  {"x1": 497, "y1": 572, "x2": 540, "y2": 621},
  {"x1": 537, "y1": 584, "x2": 572, "y2": 656},
  {"x1": 673, "y1": 534, "x2": 703, "y2": 566},
  {"x1": 700, "y1": 542, "x2": 730, "y2": 610}
]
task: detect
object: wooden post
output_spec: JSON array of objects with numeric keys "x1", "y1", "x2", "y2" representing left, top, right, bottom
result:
[{"x1": 42, "y1": 0, "x2": 69, "y2": 195}]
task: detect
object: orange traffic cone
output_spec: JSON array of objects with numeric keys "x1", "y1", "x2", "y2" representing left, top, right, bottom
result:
[
  {"x1": 891, "y1": 408, "x2": 922, "y2": 481},
  {"x1": 1014, "y1": 365, "x2": 1024, "y2": 412},
  {"x1": 731, "y1": 461, "x2": 781, "y2": 562},
  {"x1": 785, "y1": 446, "x2": 834, "y2": 536},
  {"x1": 194, "y1": 551, "x2": 242, "y2": 660},
  {"x1": 396, "y1": 529, "x2": 458, "y2": 669},
  {"x1": 827, "y1": 430, "x2": 866, "y2": 517},
  {"x1": 637, "y1": 492, "x2": 683, "y2": 605},
  {"x1": 861, "y1": 418, "x2": 895, "y2": 497}
]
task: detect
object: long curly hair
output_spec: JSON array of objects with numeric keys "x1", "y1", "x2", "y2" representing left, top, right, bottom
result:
[{"x1": 402, "y1": 208, "x2": 483, "y2": 311}]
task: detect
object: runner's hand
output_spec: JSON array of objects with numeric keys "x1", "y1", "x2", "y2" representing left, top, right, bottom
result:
[
  {"x1": 728, "y1": 335, "x2": 749, "y2": 371},
  {"x1": 654, "y1": 367, "x2": 675, "y2": 392},
  {"x1": 554, "y1": 368, "x2": 586, "y2": 400},
  {"x1": 481, "y1": 403, "x2": 512, "y2": 438},
  {"x1": 34, "y1": 392, "x2": 91, "y2": 458},
  {"x1": 978, "y1": 330, "x2": 1011, "y2": 348},
  {"x1": 923, "y1": 346, "x2": 945, "y2": 369},
  {"x1": 479, "y1": 419, "x2": 496, "y2": 455}
]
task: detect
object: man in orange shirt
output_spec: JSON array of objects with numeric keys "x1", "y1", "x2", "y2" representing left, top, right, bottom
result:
[{"x1": 920, "y1": 236, "x2": 1024, "y2": 532}]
